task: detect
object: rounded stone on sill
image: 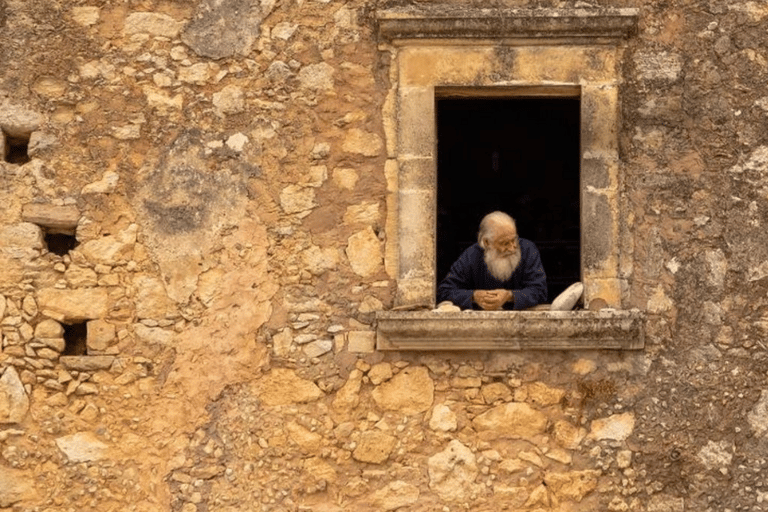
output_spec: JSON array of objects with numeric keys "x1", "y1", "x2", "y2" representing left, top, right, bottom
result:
[{"x1": 550, "y1": 282, "x2": 584, "y2": 311}]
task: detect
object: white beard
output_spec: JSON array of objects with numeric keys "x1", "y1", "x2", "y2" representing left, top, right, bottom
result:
[{"x1": 484, "y1": 246, "x2": 521, "y2": 281}]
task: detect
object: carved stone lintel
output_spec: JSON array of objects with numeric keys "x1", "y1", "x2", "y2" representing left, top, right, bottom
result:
[
  {"x1": 376, "y1": 7, "x2": 639, "y2": 44},
  {"x1": 376, "y1": 309, "x2": 645, "y2": 351}
]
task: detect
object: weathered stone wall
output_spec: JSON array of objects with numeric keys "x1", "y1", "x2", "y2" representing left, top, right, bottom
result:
[{"x1": 0, "y1": 0, "x2": 767, "y2": 511}]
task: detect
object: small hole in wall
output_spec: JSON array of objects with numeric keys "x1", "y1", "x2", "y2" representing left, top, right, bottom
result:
[
  {"x1": 44, "y1": 231, "x2": 79, "y2": 256},
  {"x1": 62, "y1": 322, "x2": 88, "y2": 356},
  {"x1": 4, "y1": 134, "x2": 30, "y2": 165}
]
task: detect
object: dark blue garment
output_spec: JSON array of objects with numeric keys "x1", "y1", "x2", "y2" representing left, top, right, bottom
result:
[{"x1": 436, "y1": 239, "x2": 547, "y2": 310}]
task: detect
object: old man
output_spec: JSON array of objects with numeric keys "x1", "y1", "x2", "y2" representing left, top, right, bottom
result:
[{"x1": 437, "y1": 211, "x2": 547, "y2": 310}]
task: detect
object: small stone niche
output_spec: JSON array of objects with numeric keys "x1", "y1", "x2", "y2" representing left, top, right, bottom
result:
[
  {"x1": 3, "y1": 132, "x2": 31, "y2": 165},
  {"x1": 62, "y1": 322, "x2": 88, "y2": 356},
  {"x1": 21, "y1": 203, "x2": 81, "y2": 256}
]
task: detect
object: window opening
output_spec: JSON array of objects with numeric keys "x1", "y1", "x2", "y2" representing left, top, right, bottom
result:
[
  {"x1": 3, "y1": 133, "x2": 30, "y2": 165},
  {"x1": 44, "y1": 231, "x2": 79, "y2": 256},
  {"x1": 436, "y1": 96, "x2": 581, "y2": 301},
  {"x1": 62, "y1": 322, "x2": 88, "y2": 356}
]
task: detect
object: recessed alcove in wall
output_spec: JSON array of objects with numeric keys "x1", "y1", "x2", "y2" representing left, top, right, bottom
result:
[
  {"x1": 43, "y1": 231, "x2": 79, "y2": 256},
  {"x1": 3, "y1": 131, "x2": 30, "y2": 165},
  {"x1": 62, "y1": 322, "x2": 88, "y2": 356},
  {"x1": 21, "y1": 203, "x2": 81, "y2": 257}
]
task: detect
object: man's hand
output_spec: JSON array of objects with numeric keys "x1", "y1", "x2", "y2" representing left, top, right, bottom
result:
[{"x1": 473, "y1": 289, "x2": 513, "y2": 310}]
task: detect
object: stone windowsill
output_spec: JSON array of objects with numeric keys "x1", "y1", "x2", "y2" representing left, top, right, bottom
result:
[{"x1": 375, "y1": 309, "x2": 645, "y2": 351}]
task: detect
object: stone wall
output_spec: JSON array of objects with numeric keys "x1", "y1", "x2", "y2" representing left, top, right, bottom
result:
[{"x1": 0, "y1": 0, "x2": 767, "y2": 511}]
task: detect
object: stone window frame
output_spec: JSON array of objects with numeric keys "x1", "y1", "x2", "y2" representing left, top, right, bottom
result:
[{"x1": 375, "y1": 6, "x2": 645, "y2": 351}]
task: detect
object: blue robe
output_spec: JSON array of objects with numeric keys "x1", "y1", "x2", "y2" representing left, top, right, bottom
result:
[{"x1": 437, "y1": 239, "x2": 547, "y2": 310}]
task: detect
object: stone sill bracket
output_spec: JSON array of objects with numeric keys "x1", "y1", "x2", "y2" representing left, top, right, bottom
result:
[
  {"x1": 376, "y1": 309, "x2": 645, "y2": 351},
  {"x1": 376, "y1": 6, "x2": 639, "y2": 45}
]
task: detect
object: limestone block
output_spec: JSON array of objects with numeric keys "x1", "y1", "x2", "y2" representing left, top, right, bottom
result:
[
  {"x1": 272, "y1": 329, "x2": 293, "y2": 357},
  {"x1": 481, "y1": 382, "x2": 512, "y2": 403},
  {"x1": 428, "y1": 440, "x2": 478, "y2": 501},
  {"x1": 346, "y1": 228, "x2": 383, "y2": 278},
  {"x1": 21, "y1": 296, "x2": 37, "y2": 317},
  {"x1": 143, "y1": 86, "x2": 183, "y2": 112},
  {"x1": 0, "y1": 100, "x2": 44, "y2": 138},
  {"x1": 332, "y1": 369, "x2": 362, "y2": 413},
  {"x1": 399, "y1": 46, "x2": 494, "y2": 87},
  {"x1": 747, "y1": 390, "x2": 768, "y2": 438},
  {"x1": 35, "y1": 319, "x2": 63, "y2": 338},
  {"x1": 397, "y1": 87, "x2": 434, "y2": 157},
  {"x1": 303, "y1": 457, "x2": 337, "y2": 483},
  {"x1": 133, "y1": 324, "x2": 173, "y2": 345},
  {"x1": 584, "y1": 278, "x2": 622, "y2": 309},
  {"x1": 646, "y1": 494, "x2": 685, "y2": 512},
  {"x1": 368, "y1": 481, "x2": 419, "y2": 511},
  {"x1": 286, "y1": 422, "x2": 323, "y2": 453},
  {"x1": 697, "y1": 440, "x2": 733, "y2": 471},
  {"x1": 0, "y1": 467, "x2": 37, "y2": 507},
  {"x1": 0, "y1": 223, "x2": 44, "y2": 254},
  {"x1": 551, "y1": 282, "x2": 583, "y2": 311},
  {"x1": 60, "y1": 356, "x2": 115, "y2": 371},
  {"x1": 78, "y1": 224, "x2": 137, "y2": 265},
  {"x1": 251, "y1": 368, "x2": 324, "y2": 406},
  {"x1": 65, "y1": 265, "x2": 98, "y2": 288},
  {"x1": 353, "y1": 431, "x2": 397, "y2": 464},
  {"x1": 344, "y1": 202, "x2": 380, "y2": 226},
  {"x1": 272, "y1": 22, "x2": 298, "y2": 40},
  {"x1": 280, "y1": 185, "x2": 316, "y2": 215},
  {"x1": 39, "y1": 338, "x2": 66, "y2": 352},
  {"x1": 523, "y1": 382, "x2": 566, "y2": 406},
  {"x1": 371, "y1": 366, "x2": 433, "y2": 415},
  {"x1": 72, "y1": 6, "x2": 99, "y2": 26},
  {"x1": 367, "y1": 362, "x2": 392, "y2": 385},
  {"x1": 87, "y1": 319, "x2": 115, "y2": 352},
  {"x1": 588, "y1": 412, "x2": 635, "y2": 441},
  {"x1": 0, "y1": 367, "x2": 29, "y2": 423},
  {"x1": 21, "y1": 204, "x2": 80, "y2": 232},
  {"x1": 182, "y1": 0, "x2": 271, "y2": 59},
  {"x1": 472, "y1": 402, "x2": 547, "y2": 440},
  {"x1": 429, "y1": 403, "x2": 457, "y2": 432},
  {"x1": 634, "y1": 51, "x2": 683, "y2": 81},
  {"x1": 0, "y1": 294, "x2": 6, "y2": 320},
  {"x1": 37, "y1": 288, "x2": 109, "y2": 322},
  {"x1": 554, "y1": 420, "x2": 587, "y2": 450},
  {"x1": 544, "y1": 470, "x2": 600, "y2": 502},
  {"x1": 124, "y1": 12, "x2": 184, "y2": 37},
  {"x1": 55, "y1": 432, "x2": 109, "y2": 462},
  {"x1": 298, "y1": 62, "x2": 335, "y2": 91},
  {"x1": 303, "y1": 339, "x2": 333, "y2": 358},
  {"x1": 213, "y1": 85, "x2": 245, "y2": 116},
  {"x1": 82, "y1": 170, "x2": 119, "y2": 195},
  {"x1": 342, "y1": 128, "x2": 382, "y2": 157},
  {"x1": 302, "y1": 245, "x2": 339, "y2": 276},
  {"x1": 332, "y1": 167, "x2": 359, "y2": 190},
  {"x1": 581, "y1": 85, "x2": 619, "y2": 153},
  {"x1": 347, "y1": 331, "x2": 376, "y2": 352},
  {"x1": 133, "y1": 275, "x2": 175, "y2": 319}
]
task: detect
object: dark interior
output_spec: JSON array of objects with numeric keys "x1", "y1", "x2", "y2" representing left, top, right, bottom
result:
[
  {"x1": 63, "y1": 322, "x2": 88, "y2": 356},
  {"x1": 436, "y1": 96, "x2": 581, "y2": 302},
  {"x1": 44, "y1": 232, "x2": 79, "y2": 256}
]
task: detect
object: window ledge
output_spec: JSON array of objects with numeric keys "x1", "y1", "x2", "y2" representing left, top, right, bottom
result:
[{"x1": 375, "y1": 309, "x2": 645, "y2": 351}]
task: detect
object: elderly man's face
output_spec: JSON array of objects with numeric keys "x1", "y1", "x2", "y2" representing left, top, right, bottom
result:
[
  {"x1": 489, "y1": 225, "x2": 519, "y2": 256},
  {"x1": 484, "y1": 224, "x2": 521, "y2": 281}
]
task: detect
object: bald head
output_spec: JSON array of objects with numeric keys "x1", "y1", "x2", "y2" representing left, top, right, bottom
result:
[{"x1": 478, "y1": 211, "x2": 517, "y2": 248}]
